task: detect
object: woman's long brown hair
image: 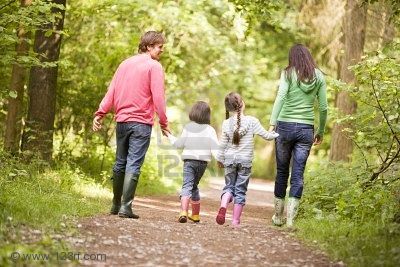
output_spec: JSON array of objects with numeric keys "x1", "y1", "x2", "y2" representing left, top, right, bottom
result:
[{"x1": 285, "y1": 44, "x2": 318, "y2": 83}]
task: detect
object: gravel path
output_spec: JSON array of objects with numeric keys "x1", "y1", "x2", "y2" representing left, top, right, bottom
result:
[{"x1": 69, "y1": 178, "x2": 343, "y2": 266}]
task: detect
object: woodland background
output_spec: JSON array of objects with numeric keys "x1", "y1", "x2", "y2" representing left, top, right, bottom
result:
[{"x1": 0, "y1": 0, "x2": 399, "y2": 266}]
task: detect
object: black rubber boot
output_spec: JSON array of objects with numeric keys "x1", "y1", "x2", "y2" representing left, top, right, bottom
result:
[
  {"x1": 110, "y1": 172, "x2": 125, "y2": 215},
  {"x1": 118, "y1": 173, "x2": 140, "y2": 219}
]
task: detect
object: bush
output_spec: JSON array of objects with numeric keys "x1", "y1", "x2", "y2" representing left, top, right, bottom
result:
[{"x1": 297, "y1": 159, "x2": 400, "y2": 266}]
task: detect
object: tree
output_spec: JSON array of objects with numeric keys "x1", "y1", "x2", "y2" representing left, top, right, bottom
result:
[
  {"x1": 4, "y1": 0, "x2": 32, "y2": 155},
  {"x1": 330, "y1": 0, "x2": 367, "y2": 162},
  {"x1": 21, "y1": 0, "x2": 66, "y2": 161}
]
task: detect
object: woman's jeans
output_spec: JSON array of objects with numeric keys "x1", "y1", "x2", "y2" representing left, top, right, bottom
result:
[
  {"x1": 222, "y1": 160, "x2": 252, "y2": 205},
  {"x1": 113, "y1": 122, "x2": 152, "y2": 176},
  {"x1": 181, "y1": 159, "x2": 208, "y2": 201},
  {"x1": 274, "y1": 121, "x2": 314, "y2": 199}
]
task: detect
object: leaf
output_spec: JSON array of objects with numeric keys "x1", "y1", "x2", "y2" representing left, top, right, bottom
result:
[
  {"x1": 9, "y1": 90, "x2": 18, "y2": 99},
  {"x1": 44, "y1": 30, "x2": 53, "y2": 37}
]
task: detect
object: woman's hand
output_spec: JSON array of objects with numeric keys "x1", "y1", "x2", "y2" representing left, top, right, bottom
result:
[
  {"x1": 268, "y1": 125, "x2": 275, "y2": 132},
  {"x1": 313, "y1": 134, "x2": 323, "y2": 145}
]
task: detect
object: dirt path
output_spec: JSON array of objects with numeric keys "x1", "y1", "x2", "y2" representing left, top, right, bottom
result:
[{"x1": 69, "y1": 178, "x2": 342, "y2": 266}]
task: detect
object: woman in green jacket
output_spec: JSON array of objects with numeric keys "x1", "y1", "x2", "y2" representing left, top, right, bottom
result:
[{"x1": 269, "y1": 44, "x2": 328, "y2": 227}]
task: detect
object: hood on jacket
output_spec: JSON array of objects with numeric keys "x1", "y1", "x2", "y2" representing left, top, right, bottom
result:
[{"x1": 288, "y1": 68, "x2": 321, "y2": 94}]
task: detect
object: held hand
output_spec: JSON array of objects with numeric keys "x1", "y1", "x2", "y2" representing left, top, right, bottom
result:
[
  {"x1": 313, "y1": 134, "x2": 323, "y2": 146},
  {"x1": 217, "y1": 161, "x2": 224, "y2": 168},
  {"x1": 161, "y1": 126, "x2": 171, "y2": 137},
  {"x1": 92, "y1": 116, "x2": 103, "y2": 131},
  {"x1": 268, "y1": 125, "x2": 275, "y2": 132}
]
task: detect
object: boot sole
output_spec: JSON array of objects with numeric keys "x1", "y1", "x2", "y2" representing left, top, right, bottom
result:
[
  {"x1": 216, "y1": 208, "x2": 226, "y2": 225},
  {"x1": 178, "y1": 216, "x2": 187, "y2": 223},
  {"x1": 118, "y1": 212, "x2": 139, "y2": 219},
  {"x1": 188, "y1": 217, "x2": 200, "y2": 223},
  {"x1": 271, "y1": 215, "x2": 285, "y2": 226}
]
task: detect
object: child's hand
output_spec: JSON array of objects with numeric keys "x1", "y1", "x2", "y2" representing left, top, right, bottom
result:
[
  {"x1": 265, "y1": 131, "x2": 279, "y2": 140},
  {"x1": 217, "y1": 161, "x2": 224, "y2": 168},
  {"x1": 313, "y1": 134, "x2": 323, "y2": 145}
]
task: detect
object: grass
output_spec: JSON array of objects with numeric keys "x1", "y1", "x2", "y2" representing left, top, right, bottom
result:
[
  {"x1": 0, "y1": 160, "x2": 111, "y2": 266},
  {"x1": 296, "y1": 217, "x2": 400, "y2": 267},
  {"x1": 0, "y1": 149, "x2": 178, "y2": 266}
]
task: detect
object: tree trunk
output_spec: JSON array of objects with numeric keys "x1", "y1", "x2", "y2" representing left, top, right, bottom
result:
[
  {"x1": 330, "y1": 0, "x2": 367, "y2": 162},
  {"x1": 4, "y1": 0, "x2": 32, "y2": 155},
  {"x1": 21, "y1": 0, "x2": 66, "y2": 161}
]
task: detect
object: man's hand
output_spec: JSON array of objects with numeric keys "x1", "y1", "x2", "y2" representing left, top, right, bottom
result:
[
  {"x1": 217, "y1": 161, "x2": 224, "y2": 168},
  {"x1": 161, "y1": 126, "x2": 171, "y2": 137},
  {"x1": 313, "y1": 134, "x2": 323, "y2": 146},
  {"x1": 93, "y1": 116, "x2": 103, "y2": 131}
]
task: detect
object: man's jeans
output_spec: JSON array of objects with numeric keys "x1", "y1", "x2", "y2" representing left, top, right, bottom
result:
[
  {"x1": 222, "y1": 160, "x2": 252, "y2": 205},
  {"x1": 113, "y1": 122, "x2": 152, "y2": 176},
  {"x1": 181, "y1": 159, "x2": 208, "y2": 201},
  {"x1": 274, "y1": 121, "x2": 314, "y2": 199}
]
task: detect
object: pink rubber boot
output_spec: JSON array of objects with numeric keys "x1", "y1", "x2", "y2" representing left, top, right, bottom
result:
[
  {"x1": 216, "y1": 192, "x2": 232, "y2": 225},
  {"x1": 178, "y1": 196, "x2": 190, "y2": 223},
  {"x1": 232, "y1": 204, "x2": 244, "y2": 227}
]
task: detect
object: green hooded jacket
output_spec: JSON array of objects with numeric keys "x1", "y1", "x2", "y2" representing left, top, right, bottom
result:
[{"x1": 269, "y1": 68, "x2": 328, "y2": 135}]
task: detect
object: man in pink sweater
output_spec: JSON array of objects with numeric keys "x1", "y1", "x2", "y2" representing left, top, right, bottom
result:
[{"x1": 93, "y1": 31, "x2": 169, "y2": 219}]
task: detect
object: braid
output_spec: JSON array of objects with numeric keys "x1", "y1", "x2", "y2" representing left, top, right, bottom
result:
[
  {"x1": 233, "y1": 103, "x2": 241, "y2": 145},
  {"x1": 225, "y1": 109, "x2": 229, "y2": 120}
]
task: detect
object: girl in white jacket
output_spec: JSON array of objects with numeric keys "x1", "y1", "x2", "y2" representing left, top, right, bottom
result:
[{"x1": 168, "y1": 101, "x2": 219, "y2": 223}]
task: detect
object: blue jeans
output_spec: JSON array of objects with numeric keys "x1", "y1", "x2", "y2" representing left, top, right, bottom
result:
[
  {"x1": 181, "y1": 159, "x2": 208, "y2": 201},
  {"x1": 274, "y1": 121, "x2": 314, "y2": 199},
  {"x1": 222, "y1": 161, "x2": 252, "y2": 205},
  {"x1": 113, "y1": 122, "x2": 152, "y2": 177}
]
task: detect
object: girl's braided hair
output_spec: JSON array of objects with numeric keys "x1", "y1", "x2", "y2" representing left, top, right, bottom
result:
[{"x1": 224, "y1": 92, "x2": 243, "y2": 145}]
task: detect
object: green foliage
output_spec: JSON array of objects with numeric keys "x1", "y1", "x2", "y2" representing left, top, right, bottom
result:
[
  {"x1": 0, "y1": 0, "x2": 65, "y2": 94},
  {"x1": 333, "y1": 41, "x2": 400, "y2": 184},
  {"x1": 229, "y1": 0, "x2": 284, "y2": 31},
  {"x1": 302, "y1": 159, "x2": 399, "y2": 221},
  {"x1": 54, "y1": 0, "x2": 297, "y2": 178},
  {"x1": 296, "y1": 218, "x2": 400, "y2": 267},
  {"x1": 365, "y1": 0, "x2": 400, "y2": 24},
  {"x1": 298, "y1": 158, "x2": 400, "y2": 266},
  {"x1": 0, "y1": 0, "x2": 67, "y2": 145}
]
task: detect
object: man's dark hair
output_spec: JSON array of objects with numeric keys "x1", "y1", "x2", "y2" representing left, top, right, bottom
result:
[
  {"x1": 138, "y1": 31, "x2": 165, "y2": 53},
  {"x1": 189, "y1": 101, "x2": 211, "y2": 124}
]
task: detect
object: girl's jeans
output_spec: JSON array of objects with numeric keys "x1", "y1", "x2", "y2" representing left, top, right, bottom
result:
[
  {"x1": 181, "y1": 159, "x2": 208, "y2": 201},
  {"x1": 222, "y1": 160, "x2": 252, "y2": 205},
  {"x1": 112, "y1": 122, "x2": 152, "y2": 177},
  {"x1": 274, "y1": 121, "x2": 314, "y2": 199}
]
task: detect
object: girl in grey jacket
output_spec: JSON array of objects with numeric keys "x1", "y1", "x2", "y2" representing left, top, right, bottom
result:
[{"x1": 216, "y1": 92, "x2": 279, "y2": 227}]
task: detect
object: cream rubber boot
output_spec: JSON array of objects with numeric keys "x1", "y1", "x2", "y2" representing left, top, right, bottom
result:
[
  {"x1": 271, "y1": 197, "x2": 285, "y2": 226},
  {"x1": 286, "y1": 197, "x2": 300, "y2": 227}
]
